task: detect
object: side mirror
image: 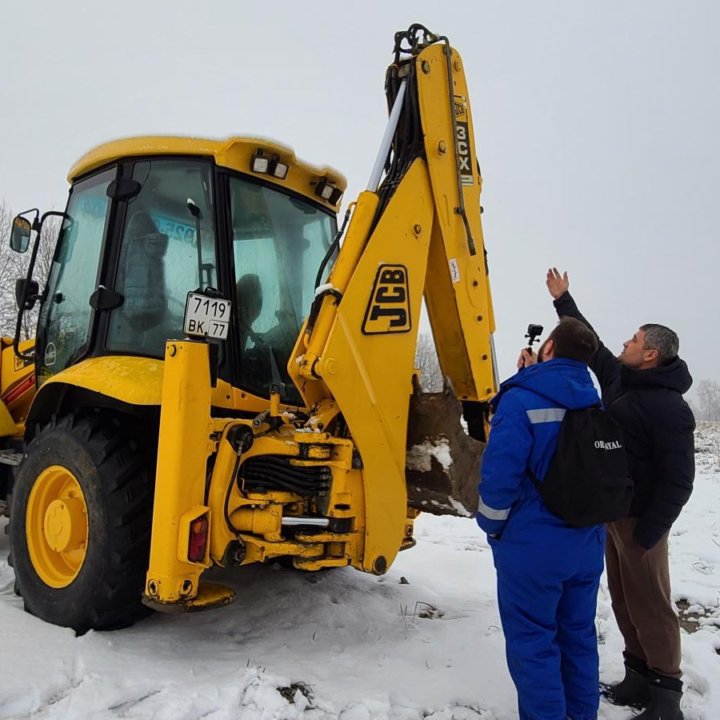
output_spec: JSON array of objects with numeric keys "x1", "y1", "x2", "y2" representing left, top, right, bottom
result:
[
  {"x1": 15, "y1": 278, "x2": 39, "y2": 310},
  {"x1": 10, "y1": 216, "x2": 32, "y2": 253}
]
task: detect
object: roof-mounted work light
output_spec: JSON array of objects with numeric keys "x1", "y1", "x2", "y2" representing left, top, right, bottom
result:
[
  {"x1": 315, "y1": 178, "x2": 343, "y2": 206},
  {"x1": 251, "y1": 150, "x2": 289, "y2": 180},
  {"x1": 268, "y1": 157, "x2": 289, "y2": 179},
  {"x1": 251, "y1": 150, "x2": 270, "y2": 174}
]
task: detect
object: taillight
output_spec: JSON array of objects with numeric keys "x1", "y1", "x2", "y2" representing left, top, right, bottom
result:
[{"x1": 188, "y1": 515, "x2": 209, "y2": 563}]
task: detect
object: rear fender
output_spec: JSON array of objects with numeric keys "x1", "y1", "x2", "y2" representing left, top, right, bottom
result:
[{"x1": 27, "y1": 356, "x2": 164, "y2": 429}]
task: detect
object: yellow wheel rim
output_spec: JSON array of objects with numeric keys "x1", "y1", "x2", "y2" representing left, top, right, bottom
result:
[{"x1": 26, "y1": 465, "x2": 89, "y2": 588}]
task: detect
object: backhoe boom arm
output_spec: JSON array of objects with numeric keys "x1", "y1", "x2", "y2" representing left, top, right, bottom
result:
[{"x1": 288, "y1": 29, "x2": 497, "y2": 572}]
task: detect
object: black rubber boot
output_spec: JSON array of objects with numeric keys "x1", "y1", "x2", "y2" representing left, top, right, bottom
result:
[
  {"x1": 601, "y1": 653, "x2": 651, "y2": 708},
  {"x1": 633, "y1": 679, "x2": 683, "y2": 720}
]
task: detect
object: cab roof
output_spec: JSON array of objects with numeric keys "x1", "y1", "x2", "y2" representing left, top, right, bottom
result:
[{"x1": 68, "y1": 135, "x2": 347, "y2": 211}]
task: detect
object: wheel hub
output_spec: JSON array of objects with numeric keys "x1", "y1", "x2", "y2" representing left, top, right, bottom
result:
[
  {"x1": 44, "y1": 497, "x2": 86, "y2": 553},
  {"x1": 26, "y1": 465, "x2": 88, "y2": 588}
]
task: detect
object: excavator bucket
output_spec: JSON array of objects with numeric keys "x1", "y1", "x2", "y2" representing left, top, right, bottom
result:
[{"x1": 405, "y1": 382, "x2": 485, "y2": 518}]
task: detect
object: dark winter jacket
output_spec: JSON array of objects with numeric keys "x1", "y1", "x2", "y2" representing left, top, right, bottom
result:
[
  {"x1": 477, "y1": 358, "x2": 602, "y2": 539},
  {"x1": 554, "y1": 292, "x2": 695, "y2": 549}
]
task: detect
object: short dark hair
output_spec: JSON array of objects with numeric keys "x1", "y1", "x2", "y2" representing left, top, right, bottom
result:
[
  {"x1": 550, "y1": 317, "x2": 598, "y2": 363},
  {"x1": 640, "y1": 323, "x2": 679, "y2": 366}
]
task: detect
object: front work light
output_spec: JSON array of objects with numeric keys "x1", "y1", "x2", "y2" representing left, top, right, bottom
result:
[
  {"x1": 251, "y1": 150, "x2": 289, "y2": 180},
  {"x1": 268, "y1": 157, "x2": 289, "y2": 179},
  {"x1": 315, "y1": 178, "x2": 343, "y2": 206},
  {"x1": 251, "y1": 151, "x2": 270, "y2": 174}
]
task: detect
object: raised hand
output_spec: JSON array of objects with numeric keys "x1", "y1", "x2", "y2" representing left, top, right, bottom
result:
[{"x1": 546, "y1": 267, "x2": 569, "y2": 300}]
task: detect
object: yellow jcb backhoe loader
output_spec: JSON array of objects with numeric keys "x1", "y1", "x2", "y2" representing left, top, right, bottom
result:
[{"x1": 1, "y1": 24, "x2": 497, "y2": 633}]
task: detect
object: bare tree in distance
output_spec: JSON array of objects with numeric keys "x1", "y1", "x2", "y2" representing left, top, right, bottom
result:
[
  {"x1": 21, "y1": 215, "x2": 59, "y2": 340},
  {"x1": 0, "y1": 201, "x2": 22, "y2": 337},
  {"x1": 415, "y1": 332, "x2": 442, "y2": 392},
  {"x1": 696, "y1": 379, "x2": 720, "y2": 422},
  {"x1": 0, "y1": 201, "x2": 58, "y2": 340}
]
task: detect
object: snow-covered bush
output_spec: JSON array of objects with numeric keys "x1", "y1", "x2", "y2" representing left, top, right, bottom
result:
[{"x1": 695, "y1": 421, "x2": 720, "y2": 472}]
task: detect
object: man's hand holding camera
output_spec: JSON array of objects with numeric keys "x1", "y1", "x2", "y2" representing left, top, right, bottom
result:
[
  {"x1": 517, "y1": 348, "x2": 538, "y2": 369},
  {"x1": 518, "y1": 323, "x2": 543, "y2": 369}
]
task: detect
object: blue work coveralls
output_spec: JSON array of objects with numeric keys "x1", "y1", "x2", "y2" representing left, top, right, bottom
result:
[{"x1": 476, "y1": 358, "x2": 605, "y2": 720}]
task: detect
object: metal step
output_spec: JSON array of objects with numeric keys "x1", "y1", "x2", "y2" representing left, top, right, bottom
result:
[{"x1": 0, "y1": 451, "x2": 23, "y2": 466}]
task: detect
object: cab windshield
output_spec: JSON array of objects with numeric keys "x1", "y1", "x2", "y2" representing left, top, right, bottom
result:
[{"x1": 230, "y1": 176, "x2": 335, "y2": 404}]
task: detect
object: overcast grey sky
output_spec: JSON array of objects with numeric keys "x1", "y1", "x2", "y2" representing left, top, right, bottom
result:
[{"x1": 2, "y1": 1, "x2": 718, "y2": 393}]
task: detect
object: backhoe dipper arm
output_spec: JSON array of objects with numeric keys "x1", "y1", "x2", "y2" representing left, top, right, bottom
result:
[{"x1": 288, "y1": 26, "x2": 497, "y2": 573}]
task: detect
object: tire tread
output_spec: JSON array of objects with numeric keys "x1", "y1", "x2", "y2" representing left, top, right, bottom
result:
[{"x1": 10, "y1": 410, "x2": 156, "y2": 633}]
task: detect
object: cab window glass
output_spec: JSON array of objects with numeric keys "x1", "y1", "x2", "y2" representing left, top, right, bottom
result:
[
  {"x1": 107, "y1": 159, "x2": 216, "y2": 357},
  {"x1": 230, "y1": 176, "x2": 335, "y2": 403},
  {"x1": 37, "y1": 169, "x2": 114, "y2": 383}
]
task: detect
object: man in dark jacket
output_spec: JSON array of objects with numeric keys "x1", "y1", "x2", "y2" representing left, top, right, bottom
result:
[
  {"x1": 546, "y1": 268, "x2": 695, "y2": 720},
  {"x1": 477, "y1": 317, "x2": 605, "y2": 720}
]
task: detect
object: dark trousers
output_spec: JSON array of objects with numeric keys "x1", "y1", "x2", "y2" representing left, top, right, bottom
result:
[{"x1": 605, "y1": 517, "x2": 681, "y2": 678}]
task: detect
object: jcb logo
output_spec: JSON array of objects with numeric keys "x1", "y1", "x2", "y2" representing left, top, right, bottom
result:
[{"x1": 362, "y1": 264, "x2": 411, "y2": 335}]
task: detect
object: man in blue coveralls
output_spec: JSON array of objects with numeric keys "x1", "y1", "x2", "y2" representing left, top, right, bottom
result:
[{"x1": 477, "y1": 317, "x2": 605, "y2": 720}]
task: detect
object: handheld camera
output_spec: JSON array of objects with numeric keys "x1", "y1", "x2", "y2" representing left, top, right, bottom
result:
[{"x1": 525, "y1": 323, "x2": 543, "y2": 353}]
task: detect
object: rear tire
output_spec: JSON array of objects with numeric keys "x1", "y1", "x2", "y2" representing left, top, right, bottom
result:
[
  {"x1": 9, "y1": 411, "x2": 154, "y2": 633},
  {"x1": 0, "y1": 464, "x2": 13, "y2": 516}
]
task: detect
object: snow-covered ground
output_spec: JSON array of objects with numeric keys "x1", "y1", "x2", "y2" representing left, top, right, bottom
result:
[{"x1": 1, "y1": 426, "x2": 719, "y2": 720}]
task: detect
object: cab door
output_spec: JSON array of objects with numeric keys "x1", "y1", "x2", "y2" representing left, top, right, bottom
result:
[{"x1": 36, "y1": 168, "x2": 115, "y2": 385}]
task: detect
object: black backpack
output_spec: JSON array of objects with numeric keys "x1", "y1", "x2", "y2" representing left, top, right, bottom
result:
[{"x1": 530, "y1": 406, "x2": 633, "y2": 527}]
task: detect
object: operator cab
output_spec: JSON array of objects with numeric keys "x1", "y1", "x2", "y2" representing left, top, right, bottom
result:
[{"x1": 18, "y1": 137, "x2": 345, "y2": 407}]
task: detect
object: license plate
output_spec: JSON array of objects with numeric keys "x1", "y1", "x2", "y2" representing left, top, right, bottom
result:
[{"x1": 183, "y1": 292, "x2": 231, "y2": 340}]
